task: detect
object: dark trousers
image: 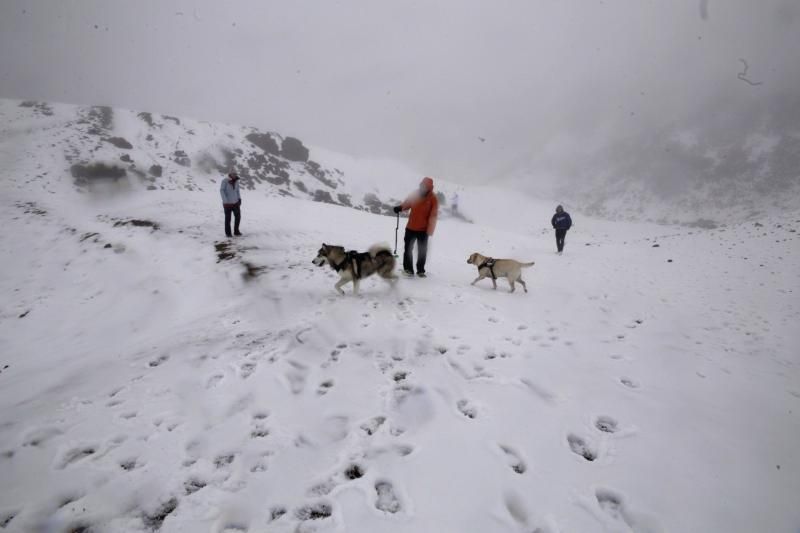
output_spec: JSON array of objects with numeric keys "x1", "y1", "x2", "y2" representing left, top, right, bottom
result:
[
  {"x1": 403, "y1": 229, "x2": 429, "y2": 273},
  {"x1": 224, "y1": 205, "x2": 241, "y2": 236},
  {"x1": 555, "y1": 228, "x2": 567, "y2": 252}
]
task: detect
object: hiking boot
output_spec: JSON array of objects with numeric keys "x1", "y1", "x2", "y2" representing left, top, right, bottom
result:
[
  {"x1": 417, "y1": 272, "x2": 427, "y2": 278},
  {"x1": 234, "y1": 231, "x2": 242, "y2": 236},
  {"x1": 402, "y1": 270, "x2": 414, "y2": 277}
]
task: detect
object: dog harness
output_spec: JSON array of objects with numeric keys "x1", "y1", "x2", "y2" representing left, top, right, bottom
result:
[
  {"x1": 478, "y1": 258, "x2": 497, "y2": 280},
  {"x1": 333, "y1": 250, "x2": 389, "y2": 279}
]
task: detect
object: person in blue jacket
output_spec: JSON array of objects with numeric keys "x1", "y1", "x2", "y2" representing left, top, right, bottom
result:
[
  {"x1": 220, "y1": 172, "x2": 242, "y2": 237},
  {"x1": 551, "y1": 205, "x2": 572, "y2": 254}
]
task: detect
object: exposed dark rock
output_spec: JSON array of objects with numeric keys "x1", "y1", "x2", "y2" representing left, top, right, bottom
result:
[
  {"x1": 294, "y1": 180, "x2": 308, "y2": 193},
  {"x1": 19, "y1": 101, "x2": 54, "y2": 116},
  {"x1": 245, "y1": 132, "x2": 280, "y2": 155},
  {"x1": 337, "y1": 193, "x2": 352, "y2": 207},
  {"x1": 163, "y1": 115, "x2": 180, "y2": 126},
  {"x1": 71, "y1": 163, "x2": 127, "y2": 184},
  {"x1": 243, "y1": 152, "x2": 290, "y2": 187},
  {"x1": 87, "y1": 106, "x2": 113, "y2": 134},
  {"x1": 113, "y1": 219, "x2": 160, "y2": 231},
  {"x1": 363, "y1": 193, "x2": 394, "y2": 215},
  {"x1": 172, "y1": 150, "x2": 191, "y2": 167},
  {"x1": 305, "y1": 161, "x2": 337, "y2": 188},
  {"x1": 104, "y1": 137, "x2": 133, "y2": 149},
  {"x1": 281, "y1": 137, "x2": 310, "y2": 162},
  {"x1": 148, "y1": 164, "x2": 162, "y2": 177},
  {"x1": 137, "y1": 112, "x2": 155, "y2": 127},
  {"x1": 119, "y1": 154, "x2": 132, "y2": 163},
  {"x1": 313, "y1": 190, "x2": 336, "y2": 204}
]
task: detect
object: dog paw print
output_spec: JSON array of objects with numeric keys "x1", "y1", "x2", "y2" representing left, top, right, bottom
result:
[
  {"x1": 184, "y1": 478, "x2": 207, "y2": 495},
  {"x1": 595, "y1": 416, "x2": 619, "y2": 433},
  {"x1": 56, "y1": 445, "x2": 97, "y2": 469},
  {"x1": 239, "y1": 362, "x2": 256, "y2": 379},
  {"x1": 316, "y1": 380, "x2": 334, "y2": 396},
  {"x1": 567, "y1": 434, "x2": 597, "y2": 461},
  {"x1": 148, "y1": 355, "x2": 169, "y2": 368},
  {"x1": 497, "y1": 444, "x2": 527, "y2": 474},
  {"x1": 375, "y1": 481, "x2": 402, "y2": 514},
  {"x1": 456, "y1": 399, "x2": 478, "y2": 419},
  {"x1": 294, "y1": 501, "x2": 333, "y2": 522}
]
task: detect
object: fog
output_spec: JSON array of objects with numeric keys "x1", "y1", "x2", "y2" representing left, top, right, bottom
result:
[{"x1": 1, "y1": 0, "x2": 798, "y2": 198}]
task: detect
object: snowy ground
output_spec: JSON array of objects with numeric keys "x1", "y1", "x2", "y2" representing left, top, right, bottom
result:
[{"x1": 1, "y1": 171, "x2": 799, "y2": 532}]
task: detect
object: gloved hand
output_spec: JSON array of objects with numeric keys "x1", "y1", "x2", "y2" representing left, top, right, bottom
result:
[
  {"x1": 393, "y1": 205, "x2": 402, "y2": 214},
  {"x1": 237, "y1": 199, "x2": 242, "y2": 207}
]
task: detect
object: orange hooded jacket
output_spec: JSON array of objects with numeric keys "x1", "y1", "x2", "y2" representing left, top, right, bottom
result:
[{"x1": 400, "y1": 177, "x2": 439, "y2": 235}]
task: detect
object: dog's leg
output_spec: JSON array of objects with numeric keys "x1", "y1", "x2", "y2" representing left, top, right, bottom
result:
[
  {"x1": 471, "y1": 274, "x2": 484, "y2": 286},
  {"x1": 519, "y1": 277, "x2": 528, "y2": 293},
  {"x1": 509, "y1": 278, "x2": 516, "y2": 293},
  {"x1": 492, "y1": 278, "x2": 497, "y2": 290},
  {"x1": 334, "y1": 278, "x2": 348, "y2": 295},
  {"x1": 353, "y1": 278, "x2": 360, "y2": 295}
]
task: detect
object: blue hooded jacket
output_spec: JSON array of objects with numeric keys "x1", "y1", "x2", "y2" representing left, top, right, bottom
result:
[
  {"x1": 220, "y1": 177, "x2": 241, "y2": 206},
  {"x1": 551, "y1": 211, "x2": 572, "y2": 230}
]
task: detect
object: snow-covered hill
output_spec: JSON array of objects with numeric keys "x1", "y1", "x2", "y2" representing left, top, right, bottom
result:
[
  {"x1": 0, "y1": 98, "x2": 459, "y2": 217},
  {"x1": 1, "y1": 101, "x2": 799, "y2": 533}
]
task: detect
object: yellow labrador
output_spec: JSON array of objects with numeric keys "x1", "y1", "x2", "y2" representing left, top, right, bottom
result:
[{"x1": 467, "y1": 252, "x2": 535, "y2": 293}]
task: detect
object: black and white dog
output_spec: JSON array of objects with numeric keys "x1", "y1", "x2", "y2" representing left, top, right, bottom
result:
[{"x1": 313, "y1": 243, "x2": 397, "y2": 295}]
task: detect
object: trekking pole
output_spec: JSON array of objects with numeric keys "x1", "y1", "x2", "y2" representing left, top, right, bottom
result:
[{"x1": 393, "y1": 212, "x2": 400, "y2": 257}]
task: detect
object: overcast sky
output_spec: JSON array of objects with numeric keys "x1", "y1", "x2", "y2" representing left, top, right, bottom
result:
[{"x1": 1, "y1": 0, "x2": 798, "y2": 185}]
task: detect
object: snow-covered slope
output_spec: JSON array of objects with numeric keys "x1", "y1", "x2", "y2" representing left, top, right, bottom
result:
[
  {"x1": 0, "y1": 98, "x2": 460, "y2": 217},
  {"x1": 1, "y1": 104, "x2": 800, "y2": 533}
]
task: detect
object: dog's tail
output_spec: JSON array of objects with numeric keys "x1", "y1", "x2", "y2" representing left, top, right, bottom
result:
[
  {"x1": 521, "y1": 261, "x2": 536, "y2": 267},
  {"x1": 369, "y1": 243, "x2": 392, "y2": 258}
]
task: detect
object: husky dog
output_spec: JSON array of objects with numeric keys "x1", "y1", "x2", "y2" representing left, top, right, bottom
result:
[
  {"x1": 467, "y1": 252, "x2": 535, "y2": 293},
  {"x1": 313, "y1": 243, "x2": 397, "y2": 295}
]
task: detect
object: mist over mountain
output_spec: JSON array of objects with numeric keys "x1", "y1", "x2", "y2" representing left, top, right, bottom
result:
[{"x1": 1, "y1": 0, "x2": 798, "y2": 219}]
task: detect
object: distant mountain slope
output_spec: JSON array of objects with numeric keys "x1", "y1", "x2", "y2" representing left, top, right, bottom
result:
[{"x1": 0, "y1": 98, "x2": 451, "y2": 217}]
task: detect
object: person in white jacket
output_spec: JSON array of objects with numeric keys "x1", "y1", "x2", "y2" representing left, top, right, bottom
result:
[{"x1": 220, "y1": 173, "x2": 242, "y2": 237}]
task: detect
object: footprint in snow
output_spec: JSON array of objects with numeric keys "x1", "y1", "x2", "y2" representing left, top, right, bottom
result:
[
  {"x1": 207, "y1": 373, "x2": 224, "y2": 389},
  {"x1": 141, "y1": 497, "x2": 179, "y2": 531},
  {"x1": 620, "y1": 376, "x2": 640, "y2": 389},
  {"x1": 55, "y1": 444, "x2": 97, "y2": 469},
  {"x1": 567, "y1": 434, "x2": 597, "y2": 461},
  {"x1": 595, "y1": 488, "x2": 664, "y2": 532},
  {"x1": 120, "y1": 458, "x2": 141, "y2": 471},
  {"x1": 316, "y1": 380, "x2": 334, "y2": 395},
  {"x1": 22, "y1": 426, "x2": 63, "y2": 447},
  {"x1": 360, "y1": 416, "x2": 386, "y2": 436},
  {"x1": 294, "y1": 501, "x2": 333, "y2": 522},
  {"x1": 269, "y1": 506, "x2": 287, "y2": 522},
  {"x1": 456, "y1": 399, "x2": 478, "y2": 419},
  {"x1": 595, "y1": 416, "x2": 619, "y2": 433},
  {"x1": 497, "y1": 443, "x2": 527, "y2": 474},
  {"x1": 239, "y1": 362, "x2": 256, "y2": 379},
  {"x1": 375, "y1": 481, "x2": 402, "y2": 514},
  {"x1": 148, "y1": 354, "x2": 169, "y2": 367}
]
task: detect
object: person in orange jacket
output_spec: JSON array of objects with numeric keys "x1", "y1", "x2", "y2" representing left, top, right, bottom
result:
[{"x1": 393, "y1": 177, "x2": 439, "y2": 277}]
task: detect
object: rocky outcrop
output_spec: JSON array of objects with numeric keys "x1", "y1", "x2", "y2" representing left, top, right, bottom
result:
[{"x1": 281, "y1": 137, "x2": 309, "y2": 162}]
